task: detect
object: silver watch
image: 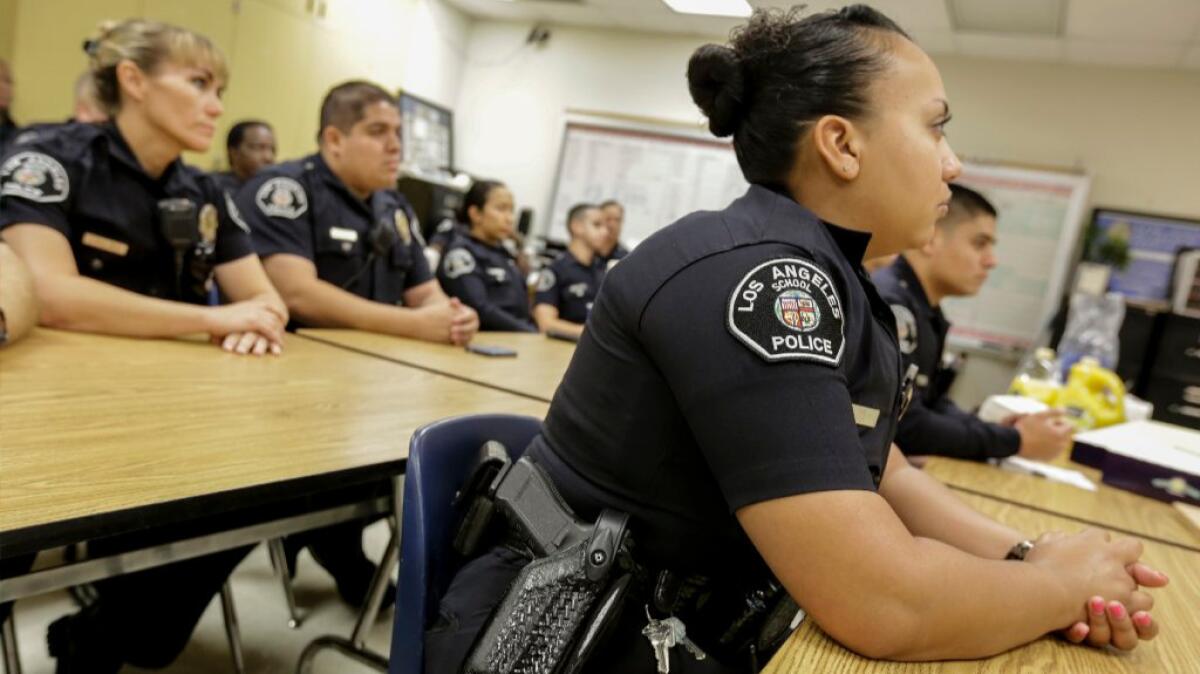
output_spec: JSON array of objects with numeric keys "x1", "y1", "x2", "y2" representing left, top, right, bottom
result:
[{"x1": 1005, "y1": 539, "x2": 1035, "y2": 561}]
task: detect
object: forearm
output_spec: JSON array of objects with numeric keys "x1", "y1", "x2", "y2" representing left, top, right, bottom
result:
[
  {"x1": 284, "y1": 278, "x2": 427, "y2": 337},
  {"x1": 900, "y1": 400, "x2": 1020, "y2": 460},
  {"x1": 880, "y1": 450, "x2": 1024, "y2": 559},
  {"x1": 35, "y1": 273, "x2": 210, "y2": 337},
  {"x1": 533, "y1": 306, "x2": 583, "y2": 337}
]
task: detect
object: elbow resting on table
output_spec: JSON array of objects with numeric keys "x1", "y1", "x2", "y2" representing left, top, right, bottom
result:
[{"x1": 820, "y1": 597, "x2": 925, "y2": 661}]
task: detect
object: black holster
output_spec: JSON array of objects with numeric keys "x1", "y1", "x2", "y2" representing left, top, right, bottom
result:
[{"x1": 457, "y1": 453, "x2": 632, "y2": 674}]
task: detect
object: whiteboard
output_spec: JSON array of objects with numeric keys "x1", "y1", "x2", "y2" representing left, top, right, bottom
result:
[
  {"x1": 545, "y1": 120, "x2": 748, "y2": 244},
  {"x1": 942, "y1": 162, "x2": 1092, "y2": 352}
]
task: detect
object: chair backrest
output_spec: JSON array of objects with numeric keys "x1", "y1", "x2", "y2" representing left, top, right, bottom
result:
[{"x1": 388, "y1": 414, "x2": 541, "y2": 674}]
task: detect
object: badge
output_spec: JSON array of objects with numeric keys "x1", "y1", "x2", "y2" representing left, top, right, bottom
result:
[
  {"x1": 0, "y1": 151, "x2": 69, "y2": 203},
  {"x1": 394, "y1": 209, "x2": 412, "y2": 245},
  {"x1": 568, "y1": 282, "x2": 589, "y2": 298},
  {"x1": 536, "y1": 268, "x2": 556, "y2": 292},
  {"x1": 485, "y1": 267, "x2": 508, "y2": 283},
  {"x1": 727, "y1": 257, "x2": 845, "y2": 365},
  {"x1": 890, "y1": 304, "x2": 918, "y2": 354},
  {"x1": 199, "y1": 203, "x2": 219, "y2": 245},
  {"x1": 255, "y1": 177, "x2": 308, "y2": 219},
  {"x1": 224, "y1": 192, "x2": 250, "y2": 233},
  {"x1": 442, "y1": 248, "x2": 475, "y2": 279}
]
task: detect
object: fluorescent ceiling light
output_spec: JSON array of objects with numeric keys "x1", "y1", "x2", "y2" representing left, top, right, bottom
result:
[{"x1": 661, "y1": 0, "x2": 752, "y2": 18}]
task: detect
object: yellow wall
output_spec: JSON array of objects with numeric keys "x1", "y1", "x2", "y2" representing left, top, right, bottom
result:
[
  {"x1": 0, "y1": 0, "x2": 17, "y2": 62},
  {"x1": 6, "y1": 0, "x2": 468, "y2": 169}
]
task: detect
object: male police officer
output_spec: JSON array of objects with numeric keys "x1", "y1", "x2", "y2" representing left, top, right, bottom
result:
[
  {"x1": 598, "y1": 198, "x2": 629, "y2": 264},
  {"x1": 237, "y1": 80, "x2": 479, "y2": 605},
  {"x1": 532, "y1": 203, "x2": 607, "y2": 338},
  {"x1": 215, "y1": 120, "x2": 276, "y2": 194},
  {"x1": 873, "y1": 183, "x2": 1072, "y2": 461}
]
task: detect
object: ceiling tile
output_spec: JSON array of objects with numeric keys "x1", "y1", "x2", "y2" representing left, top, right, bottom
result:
[
  {"x1": 1066, "y1": 0, "x2": 1200, "y2": 42},
  {"x1": 955, "y1": 33, "x2": 1064, "y2": 61},
  {"x1": 1066, "y1": 39, "x2": 1187, "y2": 68}
]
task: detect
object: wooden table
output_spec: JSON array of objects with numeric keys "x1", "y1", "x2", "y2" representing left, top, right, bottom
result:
[
  {"x1": 298, "y1": 329, "x2": 575, "y2": 403},
  {"x1": 763, "y1": 493, "x2": 1200, "y2": 674},
  {"x1": 924, "y1": 457, "x2": 1200, "y2": 551},
  {"x1": 0, "y1": 329, "x2": 548, "y2": 556}
]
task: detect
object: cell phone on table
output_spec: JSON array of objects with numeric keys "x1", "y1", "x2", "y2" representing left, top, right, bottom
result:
[{"x1": 466, "y1": 343, "x2": 518, "y2": 357}]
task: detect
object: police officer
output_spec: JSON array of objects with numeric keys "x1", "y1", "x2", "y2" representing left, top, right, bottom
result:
[
  {"x1": 438, "y1": 179, "x2": 536, "y2": 332},
  {"x1": 873, "y1": 184, "x2": 1073, "y2": 462},
  {"x1": 428, "y1": 7, "x2": 1162, "y2": 672},
  {"x1": 0, "y1": 19, "x2": 286, "y2": 672},
  {"x1": 214, "y1": 119, "x2": 276, "y2": 194},
  {"x1": 598, "y1": 198, "x2": 629, "y2": 264},
  {"x1": 240, "y1": 80, "x2": 478, "y2": 607},
  {"x1": 532, "y1": 202, "x2": 607, "y2": 338}
]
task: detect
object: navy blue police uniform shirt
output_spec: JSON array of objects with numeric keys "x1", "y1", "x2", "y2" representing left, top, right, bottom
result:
[
  {"x1": 525, "y1": 184, "x2": 909, "y2": 581},
  {"x1": 438, "y1": 234, "x2": 536, "y2": 332},
  {"x1": 238, "y1": 153, "x2": 431, "y2": 319},
  {"x1": 533, "y1": 249, "x2": 605, "y2": 324},
  {"x1": 873, "y1": 255, "x2": 1020, "y2": 460},
  {"x1": 0, "y1": 122, "x2": 253, "y2": 302}
]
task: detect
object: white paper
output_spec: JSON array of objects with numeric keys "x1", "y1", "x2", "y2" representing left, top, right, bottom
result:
[{"x1": 998, "y1": 456, "x2": 1098, "y2": 491}]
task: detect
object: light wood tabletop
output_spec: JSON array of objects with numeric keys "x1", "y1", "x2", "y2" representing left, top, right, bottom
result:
[
  {"x1": 0, "y1": 329, "x2": 548, "y2": 555},
  {"x1": 923, "y1": 457, "x2": 1200, "y2": 551},
  {"x1": 762, "y1": 492, "x2": 1200, "y2": 674},
  {"x1": 298, "y1": 329, "x2": 576, "y2": 403}
]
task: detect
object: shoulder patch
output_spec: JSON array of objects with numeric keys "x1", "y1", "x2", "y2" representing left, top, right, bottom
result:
[
  {"x1": 442, "y1": 247, "x2": 476, "y2": 279},
  {"x1": 255, "y1": 177, "x2": 308, "y2": 219},
  {"x1": 0, "y1": 152, "x2": 69, "y2": 203},
  {"x1": 537, "y1": 268, "x2": 556, "y2": 292},
  {"x1": 727, "y1": 257, "x2": 845, "y2": 366},
  {"x1": 890, "y1": 304, "x2": 918, "y2": 354}
]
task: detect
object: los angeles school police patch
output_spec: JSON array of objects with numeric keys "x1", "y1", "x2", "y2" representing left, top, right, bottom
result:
[
  {"x1": 0, "y1": 152, "x2": 69, "y2": 203},
  {"x1": 255, "y1": 177, "x2": 308, "y2": 219},
  {"x1": 727, "y1": 257, "x2": 845, "y2": 366}
]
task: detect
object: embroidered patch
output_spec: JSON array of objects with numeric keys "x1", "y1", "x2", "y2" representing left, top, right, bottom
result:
[
  {"x1": 727, "y1": 257, "x2": 845, "y2": 365},
  {"x1": 890, "y1": 304, "x2": 918, "y2": 354},
  {"x1": 536, "y1": 269, "x2": 556, "y2": 292},
  {"x1": 255, "y1": 177, "x2": 308, "y2": 219},
  {"x1": 224, "y1": 192, "x2": 251, "y2": 233},
  {"x1": 442, "y1": 248, "x2": 475, "y2": 279},
  {"x1": 0, "y1": 152, "x2": 69, "y2": 203}
]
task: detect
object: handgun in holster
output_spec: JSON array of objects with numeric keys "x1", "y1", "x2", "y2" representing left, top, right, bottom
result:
[{"x1": 455, "y1": 447, "x2": 632, "y2": 674}]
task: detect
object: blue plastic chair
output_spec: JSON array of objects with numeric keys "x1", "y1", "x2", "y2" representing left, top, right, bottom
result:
[{"x1": 388, "y1": 414, "x2": 542, "y2": 674}]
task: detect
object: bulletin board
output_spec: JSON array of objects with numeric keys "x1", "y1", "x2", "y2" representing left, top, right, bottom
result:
[
  {"x1": 942, "y1": 162, "x2": 1092, "y2": 352},
  {"x1": 545, "y1": 116, "x2": 748, "y2": 244}
]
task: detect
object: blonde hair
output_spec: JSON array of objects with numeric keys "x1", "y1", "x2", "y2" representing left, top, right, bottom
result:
[{"x1": 85, "y1": 19, "x2": 228, "y2": 114}]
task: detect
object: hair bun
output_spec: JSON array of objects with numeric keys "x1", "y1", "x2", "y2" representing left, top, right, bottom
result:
[{"x1": 686, "y1": 44, "x2": 745, "y2": 137}]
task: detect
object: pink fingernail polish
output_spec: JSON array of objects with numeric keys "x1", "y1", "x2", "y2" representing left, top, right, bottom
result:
[
  {"x1": 1134, "y1": 613, "x2": 1151, "y2": 627},
  {"x1": 1108, "y1": 603, "x2": 1126, "y2": 619},
  {"x1": 1090, "y1": 598, "x2": 1105, "y2": 615}
]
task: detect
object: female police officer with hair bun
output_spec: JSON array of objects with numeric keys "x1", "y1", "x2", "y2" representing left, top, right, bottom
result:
[
  {"x1": 429, "y1": 6, "x2": 1167, "y2": 673},
  {"x1": 0, "y1": 18, "x2": 286, "y2": 671}
]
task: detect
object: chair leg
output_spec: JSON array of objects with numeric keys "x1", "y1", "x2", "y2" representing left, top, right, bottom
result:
[
  {"x1": 1, "y1": 612, "x2": 22, "y2": 674},
  {"x1": 219, "y1": 582, "x2": 246, "y2": 674},
  {"x1": 267, "y1": 538, "x2": 303, "y2": 628}
]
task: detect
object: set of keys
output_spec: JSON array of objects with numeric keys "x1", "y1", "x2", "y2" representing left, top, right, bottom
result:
[{"x1": 641, "y1": 606, "x2": 707, "y2": 673}]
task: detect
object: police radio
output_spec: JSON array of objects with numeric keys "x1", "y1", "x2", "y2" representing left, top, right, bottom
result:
[
  {"x1": 157, "y1": 198, "x2": 199, "y2": 298},
  {"x1": 340, "y1": 217, "x2": 401, "y2": 290}
]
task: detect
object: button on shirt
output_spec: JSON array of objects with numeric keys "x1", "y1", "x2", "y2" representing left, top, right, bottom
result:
[
  {"x1": 0, "y1": 122, "x2": 252, "y2": 302},
  {"x1": 438, "y1": 234, "x2": 536, "y2": 332},
  {"x1": 238, "y1": 153, "x2": 432, "y2": 317},
  {"x1": 533, "y1": 250, "x2": 605, "y2": 324},
  {"x1": 525, "y1": 185, "x2": 905, "y2": 584},
  {"x1": 873, "y1": 255, "x2": 1020, "y2": 459}
]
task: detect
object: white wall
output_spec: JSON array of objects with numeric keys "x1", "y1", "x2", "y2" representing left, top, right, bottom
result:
[{"x1": 453, "y1": 20, "x2": 1200, "y2": 236}]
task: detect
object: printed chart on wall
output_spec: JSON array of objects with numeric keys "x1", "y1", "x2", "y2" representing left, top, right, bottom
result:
[
  {"x1": 941, "y1": 162, "x2": 1092, "y2": 353},
  {"x1": 546, "y1": 120, "x2": 748, "y2": 244}
]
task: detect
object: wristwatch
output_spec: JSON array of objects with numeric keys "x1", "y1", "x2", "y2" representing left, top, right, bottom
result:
[{"x1": 1005, "y1": 539, "x2": 1035, "y2": 561}]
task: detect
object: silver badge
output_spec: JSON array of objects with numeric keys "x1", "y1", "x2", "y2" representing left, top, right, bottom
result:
[{"x1": 890, "y1": 304, "x2": 918, "y2": 355}]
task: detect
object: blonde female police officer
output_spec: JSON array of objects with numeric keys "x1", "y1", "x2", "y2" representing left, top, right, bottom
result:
[
  {"x1": 0, "y1": 19, "x2": 286, "y2": 672},
  {"x1": 428, "y1": 7, "x2": 1165, "y2": 673}
]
